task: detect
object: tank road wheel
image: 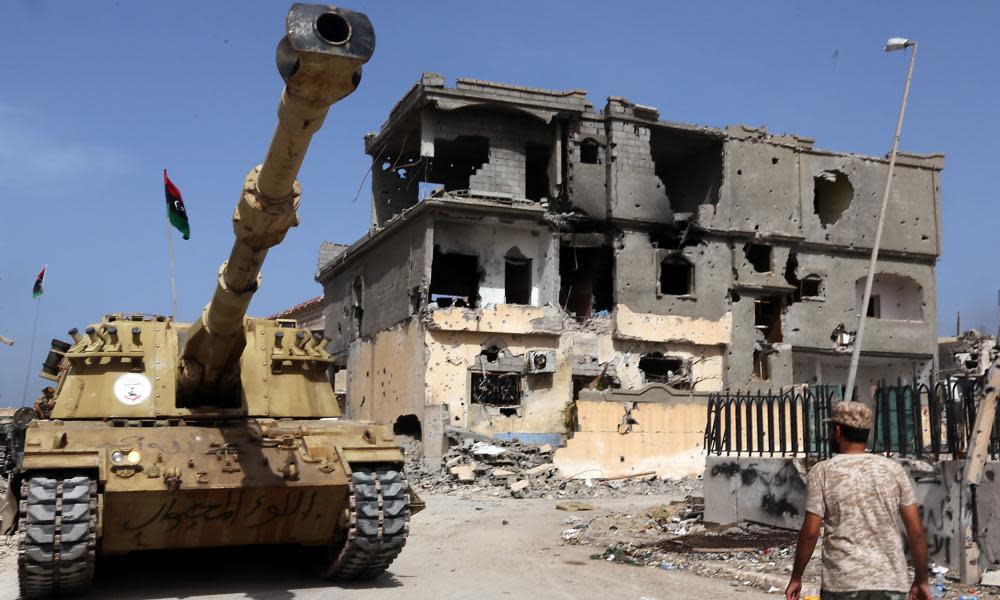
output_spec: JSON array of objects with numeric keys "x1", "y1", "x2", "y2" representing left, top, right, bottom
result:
[
  {"x1": 325, "y1": 467, "x2": 410, "y2": 580},
  {"x1": 18, "y1": 475, "x2": 97, "y2": 599}
]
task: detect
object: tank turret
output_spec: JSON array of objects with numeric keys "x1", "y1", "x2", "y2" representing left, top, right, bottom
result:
[{"x1": 178, "y1": 3, "x2": 374, "y2": 403}]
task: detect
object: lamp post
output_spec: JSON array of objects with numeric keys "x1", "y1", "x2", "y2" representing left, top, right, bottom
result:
[{"x1": 843, "y1": 38, "x2": 918, "y2": 404}]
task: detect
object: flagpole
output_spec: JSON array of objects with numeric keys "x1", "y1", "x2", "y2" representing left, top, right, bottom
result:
[
  {"x1": 166, "y1": 218, "x2": 177, "y2": 317},
  {"x1": 21, "y1": 294, "x2": 42, "y2": 407}
]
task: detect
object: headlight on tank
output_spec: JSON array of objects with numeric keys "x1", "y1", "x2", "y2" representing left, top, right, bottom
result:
[
  {"x1": 111, "y1": 450, "x2": 125, "y2": 464},
  {"x1": 126, "y1": 450, "x2": 142, "y2": 464}
]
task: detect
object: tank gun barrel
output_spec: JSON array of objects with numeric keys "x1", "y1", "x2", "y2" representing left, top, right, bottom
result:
[{"x1": 179, "y1": 4, "x2": 374, "y2": 400}]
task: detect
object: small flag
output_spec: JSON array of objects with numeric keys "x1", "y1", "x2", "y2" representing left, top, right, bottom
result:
[
  {"x1": 164, "y1": 169, "x2": 190, "y2": 240},
  {"x1": 32, "y1": 265, "x2": 46, "y2": 298}
]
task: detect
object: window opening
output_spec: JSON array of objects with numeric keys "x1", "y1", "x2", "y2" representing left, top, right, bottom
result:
[
  {"x1": 638, "y1": 353, "x2": 689, "y2": 388},
  {"x1": 504, "y1": 250, "x2": 532, "y2": 305},
  {"x1": 430, "y1": 247, "x2": 479, "y2": 308},
  {"x1": 559, "y1": 245, "x2": 614, "y2": 319},
  {"x1": 744, "y1": 244, "x2": 772, "y2": 273},
  {"x1": 801, "y1": 275, "x2": 823, "y2": 298},
  {"x1": 525, "y1": 144, "x2": 551, "y2": 201},
  {"x1": 754, "y1": 298, "x2": 783, "y2": 343},
  {"x1": 659, "y1": 255, "x2": 693, "y2": 296},
  {"x1": 580, "y1": 139, "x2": 600, "y2": 165},
  {"x1": 470, "y1": 372, "x2": 521, "y2": 406}
]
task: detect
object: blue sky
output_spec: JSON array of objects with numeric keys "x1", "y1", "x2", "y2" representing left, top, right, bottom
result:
[{"x1": 0, "y1": 1, "x2": 997, "y2": 406}]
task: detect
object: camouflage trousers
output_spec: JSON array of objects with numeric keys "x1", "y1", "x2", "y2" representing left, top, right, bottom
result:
[{"x1": 821, "y1": 591, "x2": 907, "y2": 600}]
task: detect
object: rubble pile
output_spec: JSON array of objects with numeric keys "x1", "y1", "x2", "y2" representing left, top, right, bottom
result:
[
  {"x1": 561, "y1": 501, "x2": 990, "y2": 599},
  {"x1": 401, "y1": 432, "x2": 700, "y2": 499}
]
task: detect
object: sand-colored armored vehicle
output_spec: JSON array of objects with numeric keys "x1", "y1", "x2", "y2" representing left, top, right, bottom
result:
[{"x1": 2, "y1": 5, "x2": 421, "y2": 597}]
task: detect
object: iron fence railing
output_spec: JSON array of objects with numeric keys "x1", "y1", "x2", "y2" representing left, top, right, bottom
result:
[
  {"x1": 704, "y1": 386, "x2": 840, "y2": 460},
  {"x1": 705, "y1": 378, "x2": 1000, "y2": 460}
]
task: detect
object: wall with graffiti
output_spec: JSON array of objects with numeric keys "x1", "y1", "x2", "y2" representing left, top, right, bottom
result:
[{"x1": 705, "y1": 456, "x2": 1000, "y2": 573}]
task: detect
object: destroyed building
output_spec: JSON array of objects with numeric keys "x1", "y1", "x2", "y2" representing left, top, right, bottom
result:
[{"x1": 316, "y1": 73, "x2": 943, "y2": 455}]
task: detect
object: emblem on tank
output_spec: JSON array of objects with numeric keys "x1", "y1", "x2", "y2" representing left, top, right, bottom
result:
[{"x1": 113, "y1": 373, "x2": 152, "y2": 405}]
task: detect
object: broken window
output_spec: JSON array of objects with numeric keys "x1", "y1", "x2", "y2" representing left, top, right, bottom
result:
[
  {"x1": 559, "y1": 245, "x2": 614, "y2": 319},
  {"x1": 753, "y1": 349, "x2": 771, "y2": 381},
  {"x1": 744, "y1": 244, "x2": 772, "y2": 273},
  {"x1": 659, "y1": 255, "x2": 693, "y2": 296},
  {"x1": 427, "y1": 136, "x2": 490, "y2": 192},
  {"x1": 351, "y1": 277, "x2": 363, "y2": 337},
  {"x1": 525, "y1": 144, "x2": 551, "y2": 201},
  {"x1": 754, "y1": 297, "x2": 783, "y2": 343},
  {"x1": 649, "y1": 126, "x2": 723, "y2": 214},
  {"x1": 801, "y1": 275, "x2": 823, "y2": 298},
  {"x1": 855, "y1": 274, "x2": 923, "y2": 321},
  {"x1": 580, "y1": 139, "x2": 600, "y2": 165},
  {"x1": 430, "y1": 247, "x2": 479, "y2": 308},
  {"x1": 814, "y1": 170, "x2": 853, "y2": 226},
  {"x1": 470, "y1": 372, "x2": 521, "y2": 406},
  {"x1": 638, "y1": 353, "x2": 689, "y2": 389},
  {"x1": 504, "y1": 249, "x2": 532, "y2": 305}
]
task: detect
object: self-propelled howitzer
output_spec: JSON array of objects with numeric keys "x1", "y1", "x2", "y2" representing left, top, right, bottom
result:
[{"x1": 3, "y1": 6, "x2": 421, "y2": 598}]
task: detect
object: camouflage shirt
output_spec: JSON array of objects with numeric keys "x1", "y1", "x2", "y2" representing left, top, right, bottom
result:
[{"x1": 805, "y1": 453, "x2": 917, "y2": 593}]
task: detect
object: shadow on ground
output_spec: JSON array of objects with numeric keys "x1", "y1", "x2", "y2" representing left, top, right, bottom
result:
[{"x1": 85, "y1": 545, "x2": 402, "y2": 600}]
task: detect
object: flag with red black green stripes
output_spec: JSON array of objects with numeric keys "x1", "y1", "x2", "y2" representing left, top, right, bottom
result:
[
  {"x1": 164, "y1": 169, "x2": 190, "y2": 240},
  {"x1": 32, "y1": 265, "x2": 46, "y2": 298}
]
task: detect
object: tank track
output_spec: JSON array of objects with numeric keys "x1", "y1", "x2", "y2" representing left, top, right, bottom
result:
[
  {"x1": 326, "y1": 467, "x2": 410, "y2": 580},
  {"x1": 18, "y1": 475, "x2": 98, "y2": 599}
]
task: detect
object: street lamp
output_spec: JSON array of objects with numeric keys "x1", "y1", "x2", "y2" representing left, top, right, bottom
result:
[{"x1": 843, "y1": 38, "x2": 918, "y2": 404}]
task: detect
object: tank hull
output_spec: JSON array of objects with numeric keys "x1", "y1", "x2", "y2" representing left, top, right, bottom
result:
[{"x1": 19, "y1": 418, "x2": 407, "y2": 555}]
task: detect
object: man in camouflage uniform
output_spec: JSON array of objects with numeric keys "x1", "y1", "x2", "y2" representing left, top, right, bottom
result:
[
  {"x1": 33, "y1": 386, "x2": 55, "y2": 420},
  {"x1": 785, "y1": 401, "x2": 930, "y2": 600}
]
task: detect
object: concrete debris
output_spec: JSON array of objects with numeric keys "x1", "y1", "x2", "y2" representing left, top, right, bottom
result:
[
  {"x1": 402, "y1": 435, "x2": 700, "y2": 499},
  {"x1": 556, "y1": 501, "x2": 596, "y2": 512},
  {"x1": 561, "y1": 498, "x2": 992, "y2": 599}
]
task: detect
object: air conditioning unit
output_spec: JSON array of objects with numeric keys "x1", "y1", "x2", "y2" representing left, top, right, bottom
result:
[{"x1": 526, "y1": 350, "x2": 557, "y2": 374}]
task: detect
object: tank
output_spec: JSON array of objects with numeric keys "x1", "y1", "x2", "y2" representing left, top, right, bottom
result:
[{"x1": 3, "y1": 5, "x2": 422, "y2": 598}]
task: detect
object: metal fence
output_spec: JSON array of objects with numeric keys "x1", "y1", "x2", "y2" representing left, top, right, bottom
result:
[
  {"x1": 705, "y1": 378, "x2": 1000, "y2": 460},
  {"x1": 704, "y1": 386, "x2": 840, "y2": 460}
]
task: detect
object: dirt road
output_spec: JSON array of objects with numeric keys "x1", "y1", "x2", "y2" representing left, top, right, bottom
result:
[{"x1": 0, "y1": 494, "x2": 774, "y2": 599}]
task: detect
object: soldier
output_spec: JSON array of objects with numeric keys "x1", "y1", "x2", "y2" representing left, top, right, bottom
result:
[
  {"x1": 785, "y1": 401, "x2": 930, "y2": 600},
  {"x1": 33, "y1": 387, "x2": 55, "y2": 420}
]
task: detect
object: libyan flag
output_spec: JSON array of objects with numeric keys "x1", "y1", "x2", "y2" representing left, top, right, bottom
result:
[
  {"x1": 32, "y1": 265, "x2": 46, "y2": 298},
  {"x1": 164, "y1": 169, "x2": 190, "y2": 240}
]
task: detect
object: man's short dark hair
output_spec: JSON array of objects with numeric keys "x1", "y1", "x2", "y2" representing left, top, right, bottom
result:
[{"x1": 838, "y1": 424, "x2": 870, "y2": 444}]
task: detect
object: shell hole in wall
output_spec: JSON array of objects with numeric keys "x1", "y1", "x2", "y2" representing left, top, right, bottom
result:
[
  {"x1": 813, "y1": 170, "x2": 854, "y2": 226},
  {"x1": 392, "y1": 414, "x2": 423, "y2": 439}
]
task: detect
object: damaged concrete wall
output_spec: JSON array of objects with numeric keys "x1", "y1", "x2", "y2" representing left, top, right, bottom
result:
[
  {"x1": 323, "y1": 217, "x2": 430, "y2": 356},
  {"x1": 433, "y1": 219, "x2": 558, "y2": 307},
  {"x1": 614, "y1": 231, "x2": 731, "y2": 319},
  {"x1": 423, "y1": 107, "x2": 553, "y2": 200},
  {"x1": 704, "y1": 456, "x2": 1000, "y2": 574},
  {"x1": 565, "y1": 116, "x2": 608, "y2": 220},
  {"x1": 344, "y1": 319, "x2": 427, "y2": 426},
  {"x1": 605, "y1": 99, "x2": 671, "y2": 224},
  {"x1": 423, "y1": 326, "x2": 567, "y2": 436},
  {"x1": 554, "y1": 387, "x2": 711, "y2": 479}
]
